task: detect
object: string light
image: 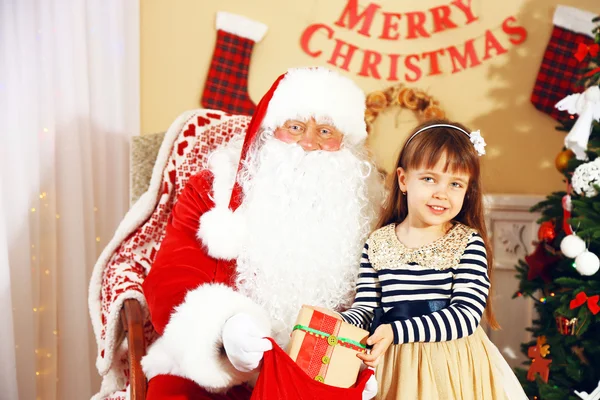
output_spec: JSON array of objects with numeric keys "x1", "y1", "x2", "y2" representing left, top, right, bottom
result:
[
  {"x1": 46, "y1": 353, "x2": 51, "y2": 358},
  {"x1": 96, "y1": 237, "x2": 101, "y2": 242},
  {"x1": 550, "y1": 292, "x2": 555, "y2": 297},
  {"x1": 56, "y1": 214, "x2": 60, "y2": 219},
  {"x1": 45, "y1": 270, "x2": 50, "y2": 275},
  {"x1": 540, "y1": 297, "x2": 547, "y2": 304},
  {"x1": 36, "y1": 371, "x2": 40, "y2": 376},
  {"x1": 35, "y1": 349, "x2": 39, "y2": 354},
  {"x1": 32, "y1": 256, "x2": 36, "y2": 261},
  {"x1": 33, "y1": 308, "x2": 38, "y2": 312},
  {"x1": 94, "y1": 207, "x2": 98, "y2": 212},
  {"x1": 52, "y1": 330, "x2": 58, "y2": 336},
  {"x1": 31, "y1": 208, "x2": 36, "y2": 212},
  {"x1": 43, "y1": 128, "x2": 48, "y2": 132}
]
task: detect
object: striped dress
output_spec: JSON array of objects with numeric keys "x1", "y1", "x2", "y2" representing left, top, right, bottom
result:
[{"x1": 341, "y1": 223, "x2": 526, "y2": 400}]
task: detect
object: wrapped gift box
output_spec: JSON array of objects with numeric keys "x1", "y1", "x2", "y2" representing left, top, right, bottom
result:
[{"x1": 286, "y1": 305, "x2": 369, "y2": 388}]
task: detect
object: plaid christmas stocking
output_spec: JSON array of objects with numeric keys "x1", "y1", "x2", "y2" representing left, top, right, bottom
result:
[
  {"x1": 531, "y1": 5, "x2": 596, "y2": 121},
  {"x1": 201, "y1": 12, "x2": 268, "y2": 116}
]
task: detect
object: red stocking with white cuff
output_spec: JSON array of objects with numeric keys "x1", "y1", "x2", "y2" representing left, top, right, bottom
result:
[
  {"x1": 530, "y1": 5, "x2": 596, "y2": 121},
  {"x1": 201, "y1": 12, "x2": 268, "y2": 116}
]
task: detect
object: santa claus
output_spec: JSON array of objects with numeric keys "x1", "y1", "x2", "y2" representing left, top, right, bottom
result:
[{"x1": 141, "y1": 67, "x2": 383, "y2": 399}]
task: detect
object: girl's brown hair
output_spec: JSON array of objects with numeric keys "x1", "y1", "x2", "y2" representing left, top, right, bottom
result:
[{"x1": 378, "y1": 118, "x2": 499, "y2": 329}]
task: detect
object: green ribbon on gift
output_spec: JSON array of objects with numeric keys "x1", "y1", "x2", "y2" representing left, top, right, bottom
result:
[{"x1": 292, "y1": 324, "x2": 367, "y2": 350}]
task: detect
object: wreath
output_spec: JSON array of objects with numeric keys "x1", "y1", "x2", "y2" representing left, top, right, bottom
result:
[{"x1": 365, "y1": 85, "x2": 445, "y2": 134}]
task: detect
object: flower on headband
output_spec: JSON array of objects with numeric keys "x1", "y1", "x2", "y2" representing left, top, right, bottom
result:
[{"x1": 470, "y1": 130, "x2": 486, "y2": 156}]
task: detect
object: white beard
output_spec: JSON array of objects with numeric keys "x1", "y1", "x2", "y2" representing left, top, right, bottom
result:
[{"x1": 235, "y1": 138, "x2": 382, "y2": 347}]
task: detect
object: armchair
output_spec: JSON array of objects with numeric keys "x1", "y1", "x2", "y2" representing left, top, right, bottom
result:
[{"x1": 89, "y1": 110, "x2": 251, "y2": 400}]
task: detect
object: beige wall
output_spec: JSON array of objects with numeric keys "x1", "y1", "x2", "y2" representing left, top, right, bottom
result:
[{"x1": 141, "y1": 0, "x2": 600, "y2": 194}]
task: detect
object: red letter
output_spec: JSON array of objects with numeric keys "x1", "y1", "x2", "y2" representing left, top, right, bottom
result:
[
  {"x1": 422, "y1": 48, "x2": 446, "y2": 76},
  {"x1": 334, "y1": 0, "x2": 380, "y2": 37},
  {"x1": 300, "y1": 24, "x2": 334, "y2": 57},
  {"x1": 406, "y1": 12, "x2": 430, "y2": 39},
  {"x1": 388, "y1": 54, "x2": 401, "y2": 81},
  {"x1": 451, "y1": 0, "x2": 478, "y2": 25},
  {"x1": 358, "y1": 49, "x2": 382, "y2": 79},
  {"x1": 446, "y1": 39, "x2": 481, "y2": 73},
  {"x1": 327, "y1": 38, "x2": 358, "y2": 71},
  {"x1": 379, "y1": 12, "x2": 402, "y2": 40},
  {"x1": 404, "y1": 54, "x2": 422, "y2": 82},
  {"x1": 429, "y1": 5, "x2": 458, "y2": 33},
  {"x1": 502, "y1": 16, "x2": 527, "y2": 45},
  {"x1": 482, "y1": 30, "x2": 507, "y2": 60}
]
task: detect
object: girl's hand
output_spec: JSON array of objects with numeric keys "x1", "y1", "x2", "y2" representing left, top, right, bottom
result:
[{"x1": 357, "y1": 324, "x2": 394, "y2": 367}]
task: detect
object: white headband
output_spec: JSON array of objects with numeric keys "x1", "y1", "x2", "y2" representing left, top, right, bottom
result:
[{"x1": 406, "y1": 123, "x2": 486, "y2": 156}]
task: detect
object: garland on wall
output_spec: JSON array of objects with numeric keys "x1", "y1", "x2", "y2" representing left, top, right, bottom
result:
[{"x1": 365, "y1": 84, "x2": 446, "y2": 134}]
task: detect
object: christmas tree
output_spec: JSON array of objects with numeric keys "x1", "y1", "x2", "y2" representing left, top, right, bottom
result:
[{"x1": 514, "y1": 14, "x2": 600, "y2": 400}]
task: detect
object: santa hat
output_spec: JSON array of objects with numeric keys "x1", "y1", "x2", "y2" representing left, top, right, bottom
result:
[{"x1": 198, "y1": 67, "x2": 367, "y2": 260}]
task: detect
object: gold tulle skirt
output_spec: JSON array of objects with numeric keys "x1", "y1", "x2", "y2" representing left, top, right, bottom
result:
[{"x1": 374, "y1": 327, "x2": 527, "y2": 400}]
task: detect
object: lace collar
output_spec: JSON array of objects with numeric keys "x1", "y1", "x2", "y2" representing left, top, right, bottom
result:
[{"x1": 366, "y1": 223, "x2": 475, "y2": 271}]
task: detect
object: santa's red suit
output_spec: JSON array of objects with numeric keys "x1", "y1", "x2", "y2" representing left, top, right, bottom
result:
[{"x1": 140, "y1": 67, "x2": 379, "y2": 399}]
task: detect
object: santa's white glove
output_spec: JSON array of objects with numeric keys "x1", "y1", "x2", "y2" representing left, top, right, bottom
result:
[
  {"x1": 222, "y1": 313, "x2": 273, "y2": 372},
  {"x1": 361, "y1": 366, "x2": 378, "y2": 400}
]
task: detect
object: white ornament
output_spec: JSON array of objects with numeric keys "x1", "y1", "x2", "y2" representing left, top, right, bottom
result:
[
  {"x1": 575, "y1": 379, "x2": 600, "y2": 400},
  {"x1": 572, "y1": 158, "x2": 600, "y2": 197},
  {"x1": 575, "y1": 250, "x2": 600, "y2": 276},
  {"x1": 560, "y1": 234, "x2": 586, "y2": 258},
  {"x1": 555, "y1": 86, "x2": 600, "y2": 161}
]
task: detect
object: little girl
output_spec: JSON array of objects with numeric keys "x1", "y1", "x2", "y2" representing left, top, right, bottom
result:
[{"x1": 340, "y1": 120, "x2": 527, "y2": 399}]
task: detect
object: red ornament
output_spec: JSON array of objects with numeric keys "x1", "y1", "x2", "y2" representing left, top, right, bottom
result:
[
  {"x1": 538, "y1": 220, "x2": 557, "y2": 242},
  {"x1": 525, "y1": 242, "x2": 560, "y2": 282},
  {"x1": 574, "y1": 42, "x2": 599, "y2": 62},
  {"x1": 555, "y1": 315, "x2": 578, "y2": 335},
  {"x1": 570, "y1": 292, "x2": 600, "y2": 315},
  {"x1": 527, "y1": 336, "x2": 552, "y2": 383}
]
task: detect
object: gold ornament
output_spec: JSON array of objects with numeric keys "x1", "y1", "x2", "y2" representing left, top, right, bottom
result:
[
  {"x1": 571, "y1": 345, "x2": 589, "y2": 365},
  {"x1": 555, "y1": 315, "x2": 578, "y2": 335},
  {"x1": 555, "y1": 149, "x2": 575, "y2": 172}
]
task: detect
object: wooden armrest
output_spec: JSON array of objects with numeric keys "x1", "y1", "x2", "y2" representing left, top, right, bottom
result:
[{"x1": 120, "y1": 299, "x2": 147, "y2": 400}]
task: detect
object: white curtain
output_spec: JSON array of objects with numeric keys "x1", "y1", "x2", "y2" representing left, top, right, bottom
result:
[{"x1": 0, "y1": 1, "x2": 139, "y2": 399}]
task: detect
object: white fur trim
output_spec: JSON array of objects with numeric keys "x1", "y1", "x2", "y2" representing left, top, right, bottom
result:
[
  {"x1": 198, "y1": 206, "x2": 246, "y2": 260},
  {"x1": 216, "y1": 12, "x2": 268, "y2": 42},
  {"x1": 262, "y1": 67, "x2": 367, "y2": 145},
  {"x1": 141, "y1": 284, "x2": 271, "y2": 392},
  {"x1": 207, "y1": 138, "x2": 243, "y2": 208},
  {"x1": 88, "y1": 109, "x2": 202, "y2": 379},
  {"x1": 553, "y1": 5, "x2": 597, "y2": 38},
  {"x1": 198, "y1": 139, "x2": 245, "y2": 260}
]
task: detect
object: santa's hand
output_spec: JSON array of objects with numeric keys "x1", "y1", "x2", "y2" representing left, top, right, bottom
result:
[
  {"x1": 361, "y1": 367, "x2": 378, "y2": 400},
  {"x1": 222, "y1": 313, "x2": 273, "y2": 372}
]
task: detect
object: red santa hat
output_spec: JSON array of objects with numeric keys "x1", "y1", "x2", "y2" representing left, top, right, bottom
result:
[{"x1": 198, "y1": 67, "x2": 367, "y2": 260}]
